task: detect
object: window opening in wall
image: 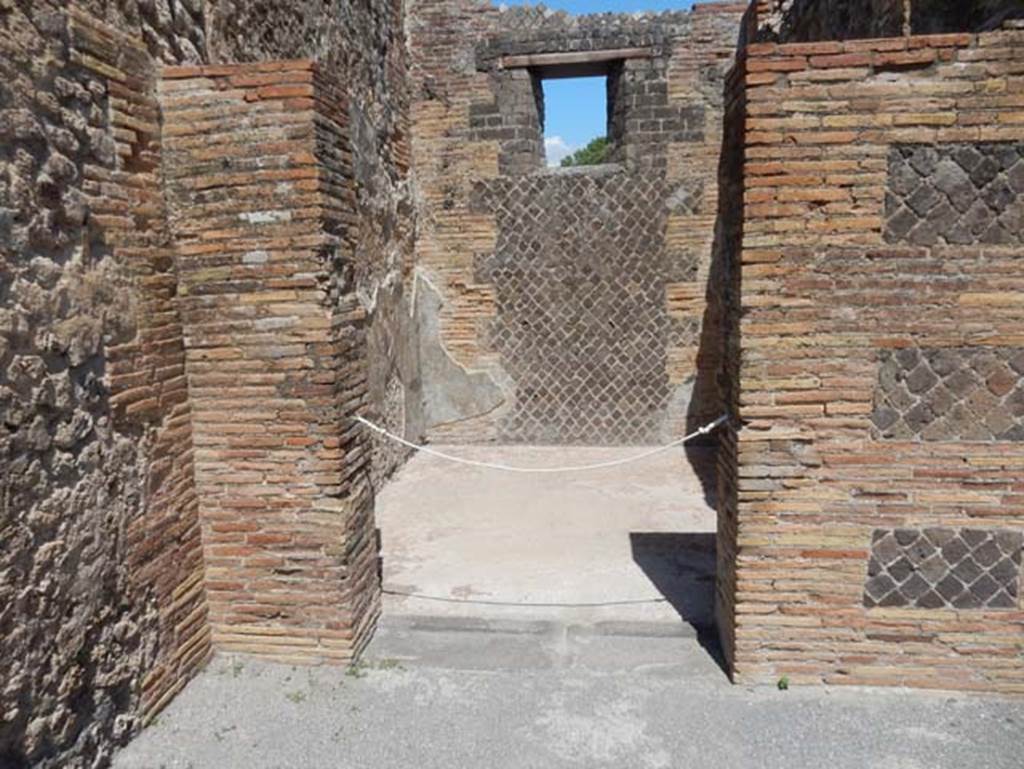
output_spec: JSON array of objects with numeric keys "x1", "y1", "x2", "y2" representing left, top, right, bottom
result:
[{"x1": 540, "y1": 75, "x2": 611, "y2": 168}]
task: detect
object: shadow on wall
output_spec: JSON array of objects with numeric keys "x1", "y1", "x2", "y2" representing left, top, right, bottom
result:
[
  {"x1": 630, "y1": 532, "x2": 728, "y2": 676},
  {"x1": 681, "y1": 445, "x2": 719, "y2": 510},
  {"x1": 679, "y1": 34, "x2": 748, "y2": 675},
  {"x1": 683, "y1": 64, "x2": 745, "y2": 510}
]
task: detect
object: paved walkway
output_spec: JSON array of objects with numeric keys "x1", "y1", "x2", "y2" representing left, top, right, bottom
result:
[{"x1": 114, "y1": 637, "x2": 1023, "y2": 769}]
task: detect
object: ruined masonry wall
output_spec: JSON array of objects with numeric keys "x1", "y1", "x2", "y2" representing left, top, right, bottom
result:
[
  {"x1": 754, "y1": 0, "x2": 1024, "y2": 41},
  {"x1": 5, "y1": 6, "x2": 1024, "y2": 769},
  {"x1": 2, "y1": 0, "x2": 417, "y2": 765},
  {"x1": 728, "y1": 28, "x2": 1024, "y2": 692},
  {"x1": 409, "y1": 0, "x2": 747, "y2": 445},
  {"x1": 1, "y1": 4, "x2": 209, "y2": 768},
  {"x1": 753, "y1": 0, "x2": 907, "y2": 42}
]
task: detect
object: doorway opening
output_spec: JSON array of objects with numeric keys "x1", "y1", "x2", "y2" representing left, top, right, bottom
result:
[{"x1": 366, "y1": 47, "x2": 727, "y2": 676}]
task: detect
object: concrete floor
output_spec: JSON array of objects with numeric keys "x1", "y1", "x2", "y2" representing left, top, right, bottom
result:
[
  {"x1": 113, "y1": 651, "x2": 1024, "y2": 769},
  {"x1": 375, "y1": 444, "x2": 718, "y2": 629}
]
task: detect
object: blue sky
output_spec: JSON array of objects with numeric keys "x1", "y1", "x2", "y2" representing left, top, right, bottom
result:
[{"x1": 511, "y1": 0, "x2": 697, "y2": 164}]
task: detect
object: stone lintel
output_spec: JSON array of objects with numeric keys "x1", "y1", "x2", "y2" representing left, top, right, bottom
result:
[{"x1": 498, "y1": 46, "x2": 655, "y2": 76}]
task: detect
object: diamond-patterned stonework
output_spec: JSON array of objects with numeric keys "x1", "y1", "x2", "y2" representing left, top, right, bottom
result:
[
  {"x1": 472, "y1": 170, "x2": 671, "y2": 443},
  {"x1": 864, "y1": 528, "x2": 1023, "y2": 610},
  {"x1": 884, "y1": 142, "x2": 1024, "y2": 246},
  {"x1": 871, "y1": 347, "x2": 1024, "y2": 442}
]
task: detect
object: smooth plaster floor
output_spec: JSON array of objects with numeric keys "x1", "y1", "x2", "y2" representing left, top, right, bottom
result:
[{"x1": 374, "y1": 444, "x2": 719, "y2": 630}]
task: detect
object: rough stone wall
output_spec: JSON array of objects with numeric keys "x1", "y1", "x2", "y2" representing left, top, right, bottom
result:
[
  {"x1": 409, "y1": 0, "x2": 746, "y2": 444},
  {"x1": 205, "y1": 0, "x2": 424, "y2": 487},
  {"x1": 0, "y1": 4, "x2": 209, "y2": 768},
  {"x1": 754, "y1": 0, "x2": 907, "y2": 42},
  {"x1": 161, "y1": 61, "x2": 380, "y2": 664},
  {"x1": 754, "y1": 0, "x2": 1024, "y2": 41},
  {"x1": 912, "y1": 1, "x2": 1024, "y2": 34},
  {"x1": 729, "y1": 29, "x2": 1024, "y2": 693}
]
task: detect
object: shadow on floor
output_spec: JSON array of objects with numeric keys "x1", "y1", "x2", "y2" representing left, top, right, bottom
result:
[{"x1": 630, "y1": 531, "x2": 728, "y2": 675}]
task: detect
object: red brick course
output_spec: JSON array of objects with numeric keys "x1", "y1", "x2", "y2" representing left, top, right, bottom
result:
[
  {"x1": 160, "y1": 62, "x2": 379, "y2": 664},
  {"x1": 69, "y1": 9, "x2": 213, "y2": 721},
  {"x1": 726, "y1": 27, "x2": 1024, "y2": 693}
]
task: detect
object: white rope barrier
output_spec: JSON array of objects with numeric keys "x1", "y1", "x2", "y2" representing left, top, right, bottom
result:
[{"x1": 355, "y1": 413, "x2": 729, "y2": 474}]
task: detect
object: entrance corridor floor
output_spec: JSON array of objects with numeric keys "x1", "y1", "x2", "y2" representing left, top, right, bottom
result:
[{"x1": 375, "y1": 444, "x2": 719, "y2": 632}]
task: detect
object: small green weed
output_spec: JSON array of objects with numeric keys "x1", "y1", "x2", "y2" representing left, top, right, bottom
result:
[
  {"x1": 346, "y1": 663, "x2": 368, "y2": 679},
  {"x1": 347, "y1": 657, "x2": 405, "y2": 677}
]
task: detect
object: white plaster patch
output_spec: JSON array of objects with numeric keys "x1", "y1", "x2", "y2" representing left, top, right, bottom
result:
[
  {"x1": 238, "y1": 210, "x2": 292, "y2": 224},
  {"x1": 254, "y1": 316, "x2": 297, "y2": 331},
  {"x1": 356, "y1": 269, "x2": 399, "y2": 314},
  {"x1": 242, "y1": 250, "x2": 269, "y2": 264}
]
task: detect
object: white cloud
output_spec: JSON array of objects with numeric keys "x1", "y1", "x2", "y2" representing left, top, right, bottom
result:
[{"x1": 544, "y1": 136, "x2": 575, "y2": 167}]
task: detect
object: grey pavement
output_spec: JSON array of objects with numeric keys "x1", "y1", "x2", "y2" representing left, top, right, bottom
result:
[{"x1": 114, "y1": 620, "x2": 1024, "y2": 769}]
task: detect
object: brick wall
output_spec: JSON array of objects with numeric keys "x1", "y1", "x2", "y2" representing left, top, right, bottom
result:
[
  {"x1": 726, "y1": 28, "x2": 1024, "y2": 692},
  {"x1": 76, "y1": 11, "x2": 212, "y2": 723},
  {"x1": 409, "y1": 0, "x2": 746, "y2": 444},
  {"x1": 702, "y1": 58, "x2": 748, "y2": 673},
  {"x1": 160, "y1": 61, "x2": 379, "y2": 664},
  {"x1": 0, "y1": 5, "x2": 209, "y2": 767},
  {"x1": 206, "y1": 0, "x2": 424, "y2": 489}
]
